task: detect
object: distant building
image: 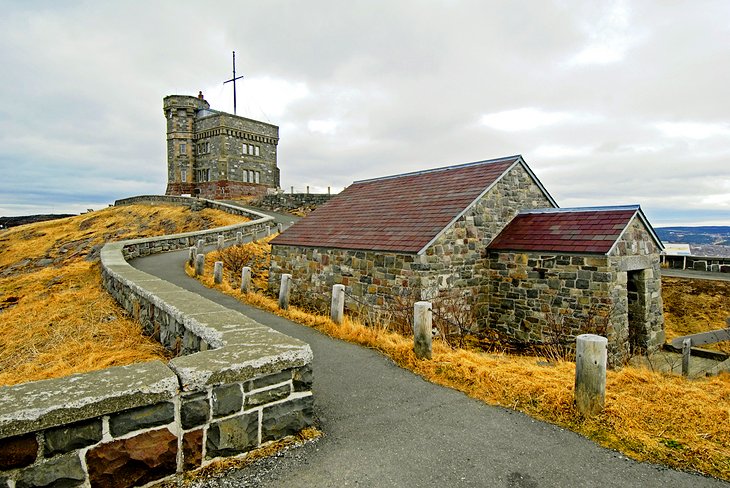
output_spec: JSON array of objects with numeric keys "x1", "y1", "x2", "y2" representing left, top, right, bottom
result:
[
  {"x1": 164, "y1": 92, "x2": 279, "y2": 199},
  {"x1": 661, "y1": 243, "x2": 730, "y2": 271}
]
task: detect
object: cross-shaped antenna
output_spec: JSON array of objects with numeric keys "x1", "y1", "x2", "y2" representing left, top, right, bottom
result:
[{"x1": 223, "y1": 51, "x2": 244, "y2": 115}]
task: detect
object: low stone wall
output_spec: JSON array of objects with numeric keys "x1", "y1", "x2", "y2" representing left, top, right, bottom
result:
[
  {"x1": 663, "y1": 254, "x2": 730, "y2": 273},
  {"x1": 0, "y1": 196, "x2": 315, "y2": 488},
  {"x1": 255, "y1": 193, "x2": 334, "y2": 212}
]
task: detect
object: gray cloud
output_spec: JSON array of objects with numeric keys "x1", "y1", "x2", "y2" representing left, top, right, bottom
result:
[{"x1": 0, "y1": 0, "x2": 728, "y2": 225}]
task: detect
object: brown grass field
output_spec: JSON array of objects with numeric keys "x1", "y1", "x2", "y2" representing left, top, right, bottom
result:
[
  {"x1": 190, "y1": 241, "x2": 730, "y2": 481},
  {"x1": 662, "y1": 277, "x2": 730, "y2": 354},
  {"x1": 0, "y1": 204, "x2": 248, "y2": 386}
]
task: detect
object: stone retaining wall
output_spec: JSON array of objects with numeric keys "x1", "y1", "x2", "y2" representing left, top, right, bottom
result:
[{"x1": 0, "y1": 196, "x2": 315, "y2": 488}]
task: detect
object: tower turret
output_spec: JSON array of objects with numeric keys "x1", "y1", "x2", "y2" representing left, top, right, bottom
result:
[{"x1": 163, "y1": 94, "x2": 210, "y2": 195}]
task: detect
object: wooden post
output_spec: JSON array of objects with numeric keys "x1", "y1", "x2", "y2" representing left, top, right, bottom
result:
[
  {"x1": 236, "y1": 231, "x2": 243, "y2": 245},
  {"x1": 217, "y1": 235, "x2": 224, "y2": 250},
  {"x1": 413, "y1": 301, "x2": 432, "y2": 360},
  {"x1": 213, "y1": 261, "x2": 223, "y2": 284},
  {"x1": 241, "y1": 266, "x2": 252, "y2": 293},
  {"x1": 196, "y1": 238, "x2": 205, "y2": 255},
  {"x1": 330, "y1": 284, "x2": 345, "y2": 325},
  {"x1": 188, "y1": 246, "x2": 196, "y2": 266},
  {"x1": 194, "y1": 254, "x2": 205, "y2": 276},
  {"x1": 279, "y1": 274, "x2": 292, "y2": 310},
  {"x1": 306, "y1": 185, "x2": 310, "y2": 194},
  {"x1": 682, "y1": 338, "x2": 692, "y2": 377},
  {"x1": 575, "y1": 334, "x2": 607, "y2": 416},
  {"x1": 277, "y1": 222, "x2": 283, "y2": 233},
  {"x1": 266, "y1": 225, "x2": 271, "y2": 236}
]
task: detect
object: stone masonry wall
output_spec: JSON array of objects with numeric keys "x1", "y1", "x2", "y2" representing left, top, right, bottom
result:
[
  {"x1": 0, "y1": 196, "x2": 315, "y2": 488},
  {"x1": 483, "y1": 217, "x2": 665, "y2": 366},
  {"x1": 270, "y1": 246, "x2": 419, "y2": 312},
  {"x1": 485, "y1": 251, "x2": 623, "y2": 362},
  {"x1": 663, "y1": 254, "x2": 730, "y2": 272},
  {"x1": 194, "y1": 112, "x2": 279, "y2": 190}
]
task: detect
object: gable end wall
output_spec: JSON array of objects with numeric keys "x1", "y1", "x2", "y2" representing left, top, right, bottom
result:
[{"x1": 419, "y1": 162, "x2": 555, "y2": 300}]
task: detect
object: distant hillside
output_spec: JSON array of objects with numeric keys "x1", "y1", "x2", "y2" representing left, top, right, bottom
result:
[
  {"x1": 0, "y1": 214, "x2": 76, "y2": 229},
  {"x1": 656, "y1": 226, "x2": 730, "y2": 246}
]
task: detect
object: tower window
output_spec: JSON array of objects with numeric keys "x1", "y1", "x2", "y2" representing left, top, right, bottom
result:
[
  {"x1": 181, "y1": 169, "x2": 187, "y2": 182},
  {"x1": 243, "y1": 143, "x2": 260, "y2": 156},
  {"x1": 196, "y1": 169, "x2": 210, "y2": 182},
  {"x1": 179, "y1": 143, "x2": 186, "y2": 155}
]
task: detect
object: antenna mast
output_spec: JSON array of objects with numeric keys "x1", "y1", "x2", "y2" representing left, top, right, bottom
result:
[{"x1": 223, "y1": 51, "x2": 244, "y2": 114}]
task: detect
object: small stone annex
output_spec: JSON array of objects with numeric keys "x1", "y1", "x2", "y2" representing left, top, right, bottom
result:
[
  {"x1": 486, "y1": 206, "x2": 665, "y2": 364},
  {"x1": 269, "y1": 155, "x2": 665, "y2": 365}
]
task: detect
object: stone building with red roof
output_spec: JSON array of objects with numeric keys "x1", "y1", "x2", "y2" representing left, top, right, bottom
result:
[
  {"x1": 487, "y1": 206, "x2": 665, "y2": 363},
  {"x1": 269, "y1": 155, "x2": 665, "y2": 364}
]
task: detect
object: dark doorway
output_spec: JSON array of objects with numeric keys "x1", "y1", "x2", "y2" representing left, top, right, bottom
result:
[{"x1": 627, "y1": 269, "x2": 648, "y2": 354}]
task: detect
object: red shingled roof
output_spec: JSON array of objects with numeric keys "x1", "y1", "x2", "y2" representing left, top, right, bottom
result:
[
  {"x1": 487, "y1": 206, "x2": 641, "y2": 254},
  {"x1": 272, "y1": 156, "x2": 548, "y2": 253}
]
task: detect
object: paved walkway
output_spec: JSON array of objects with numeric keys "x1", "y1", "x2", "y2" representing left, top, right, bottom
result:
[{"x1": 130, "y1": 212, "x2": 728, "y2": 487}]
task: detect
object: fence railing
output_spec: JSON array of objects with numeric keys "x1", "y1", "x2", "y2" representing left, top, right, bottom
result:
[{"x1": 670, "y1": 319, "x2": 730, "y2": 376}]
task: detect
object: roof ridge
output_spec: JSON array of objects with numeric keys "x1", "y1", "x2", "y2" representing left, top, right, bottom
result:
[
  {"x1": 353, "y1": 155, "x2": 522, "y2": 184},
  {"x1": 518, "y1": 204, "x2": 640, "y2": 215}
]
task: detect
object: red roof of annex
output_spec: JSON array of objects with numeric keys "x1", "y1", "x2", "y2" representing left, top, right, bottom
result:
[{"x1": 487, "y1": 206, "x2": 661, "y2": 254}]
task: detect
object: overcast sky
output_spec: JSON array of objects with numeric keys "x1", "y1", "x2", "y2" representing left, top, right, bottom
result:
[{"x1": 0, "y1": 1, "x2": 728, "y2": 226}]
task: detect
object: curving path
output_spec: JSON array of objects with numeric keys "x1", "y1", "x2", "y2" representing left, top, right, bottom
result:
[{"x1": 130, "y1": 209, "x2": 728, "y2": 488}]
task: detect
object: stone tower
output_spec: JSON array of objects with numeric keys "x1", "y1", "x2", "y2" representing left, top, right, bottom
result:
[{"x1": 163, "y1": 92, "x2": 280, "y2": 199}]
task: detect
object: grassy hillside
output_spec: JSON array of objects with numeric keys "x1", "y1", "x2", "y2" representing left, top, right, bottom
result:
[{"x1": 0, "y1": 204, "x2": 248, "y2": 386}]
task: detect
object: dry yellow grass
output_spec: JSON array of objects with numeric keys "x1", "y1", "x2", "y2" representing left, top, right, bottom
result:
[
  {"x1": 190, "y1": 249, "x2": 730, "y2": 481},
  {"x1": 0, "y1": 204, "x2": 249, "y2": 386},
  {"x1": 662, "y1": 277, "x2": 730, "y2": 354}
]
